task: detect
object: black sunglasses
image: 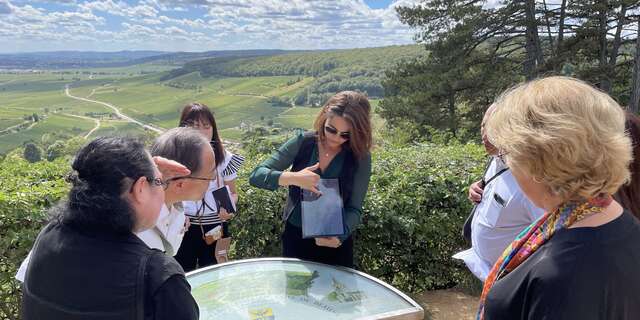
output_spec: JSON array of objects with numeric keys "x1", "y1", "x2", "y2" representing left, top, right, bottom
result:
[{"x1": 324, "y1": 125, "x2": 350, "y2": 140}]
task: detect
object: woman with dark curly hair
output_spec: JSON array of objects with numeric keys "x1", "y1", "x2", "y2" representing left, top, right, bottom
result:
[{"x1": 21, "y1": 137, "x2": 199, "y2": 320}]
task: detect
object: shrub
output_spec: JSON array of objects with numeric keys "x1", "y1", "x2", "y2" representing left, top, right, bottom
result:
[
  {"x1": 0, "y1": 158, "x2": 70, "y2": 320},
  {"x1": 22, "y1": 143, "x2": 42, "y2": 163},
  {"x1": 1, "y1": 141, "x2": 486, "y2": 318},
  {"x1": 231, "y1": 141, "x2": 486, "y2": 293},
  {"x1": 46, "y1": 141, "x2": 66, "y2": 161}
]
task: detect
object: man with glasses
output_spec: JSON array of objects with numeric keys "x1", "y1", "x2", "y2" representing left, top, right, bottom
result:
[
  {"x1": 139, "y1": 127, "x2": 217, "y2": 256},
  {"x1": 16, "y1": 128, "x2": 216, "y2": 283},
  {"x1": 453, "y1": 104, "x2": 544, "y2": 281}
]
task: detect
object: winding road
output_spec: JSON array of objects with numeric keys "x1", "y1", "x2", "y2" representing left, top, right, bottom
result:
[
  {"x1": 64, "y1": 85, "x2": 164, "y2": 134},
  {"x1": 62, "y1": 113, "x2": 100, "y2": 138}
]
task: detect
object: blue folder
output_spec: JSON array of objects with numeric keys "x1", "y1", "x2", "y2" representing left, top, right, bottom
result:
[{"x1": 301, "y1": 178, "x2": 345, "y2": 238}]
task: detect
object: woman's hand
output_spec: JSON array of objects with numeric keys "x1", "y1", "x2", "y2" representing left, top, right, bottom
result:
[
  {"x1": 153, "y1": 156, "x2": 190, "y2": 177},
  {"x1": 468, "y1": 179, "x2": 484, "y2": 204},
  {"x1": 181, "y1": 216, "x2": 190, "y2": 234},
  {"x1": 218, "y1": 207, "x2": 235, "y2": 221},
  {"x1": 315, "y1": 237, "x2": 341, "y2": 248},
  {"x1": 288, "y1": 163, "x2": 322, "y2": 195}
]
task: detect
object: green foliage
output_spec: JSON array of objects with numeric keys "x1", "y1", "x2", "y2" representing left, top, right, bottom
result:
[
  {"x1": 46, "y1": 140, "x2": 66, "y2": 161},
  {"x1": 384, "y1": 0, "x2": 640, "y2": 137},
  {"x1": 357, "y1": 143, "x2": 485, "y2": 291},
  {"x1": 0, "y1": 157, "x2": 70, "y2": 320},
  {"x1": 1, "y1": 139, "x2": 486, "y2": 318},
  {"x1": 231, "y1": 141, "x2": 486, "y2": 293},
  {"x1": 163, "y1": 45, "x2": 424, "y2": 100},
  {"x1": 22, "y1": 143, "x2": 42, "y2": 163}
]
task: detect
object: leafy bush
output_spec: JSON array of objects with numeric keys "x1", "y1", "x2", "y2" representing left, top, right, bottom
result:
[
  {"x1": 22, "y1": 143, "x2": 42, "y2": 163},
  {"x1": 1, "y1": 141, "x2": 485, "y2": 319},
  {"x1": 46, "y1": 140, "x2": 66, "y2": 161},
  {"x1": 0, "y1": 157, "x2": 70, "y2": 320},
  {"x1": 231, "y1": 142, "x2": 486, "y2": 293}
]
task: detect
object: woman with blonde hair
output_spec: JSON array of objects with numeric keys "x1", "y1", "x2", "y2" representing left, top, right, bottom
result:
[
  {"x1": 477, "y1": 76, "x2": 640, "y2": 319},
  {"x1": 249, "y1": 91, "x2": 373, "y2": 268}
]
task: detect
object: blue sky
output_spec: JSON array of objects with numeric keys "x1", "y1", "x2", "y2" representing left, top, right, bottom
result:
[{"x1": 0, "y1": 0, "x2": 418, "y2": 53}]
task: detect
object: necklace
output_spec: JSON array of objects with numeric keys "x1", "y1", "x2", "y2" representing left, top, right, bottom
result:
[{"x1": 321, "y1": 143, "x2": 337, "y2": 158}]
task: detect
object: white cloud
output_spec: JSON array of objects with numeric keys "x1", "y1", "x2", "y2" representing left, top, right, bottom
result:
[
  {"x1": 79, "y1": 0, "x2": 157, "y2": 18},
  {"x1": 1, "y1": 0, "x2": 418, "y2": 52}
]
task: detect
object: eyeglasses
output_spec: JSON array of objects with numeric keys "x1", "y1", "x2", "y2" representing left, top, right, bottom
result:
[
  {"x1": 128, "y1": 177, "x2": 168, "y2": 192},
  {"x1": 182, "y1": 121, "x2": 212, "y2": 130},
  {"x1": 497, "y1": 150, "x2": 509, "y2": 163},
  {"x1": 324, "y1": 125, "x2": 350, "y2": 140},
  {"x1": 163, "y1": 174, "x2": 217, "y2": 188},
  {"x1": 147, "y1": 177, "x2": 169, "y2": 189}
]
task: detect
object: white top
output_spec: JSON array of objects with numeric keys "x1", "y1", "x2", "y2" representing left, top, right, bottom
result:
[
  {"x1": 183, "y1": 150, "x2": 244, "y2": 225},
  {"x1": 16, "y1": 204, "x2": 186, "y2": 282},
  {"x1": 453, "y1": 157, "x2": 544, "y2": 281},
  {"x1": 136, "y1": 203, "x2": 187, "y2": 256}
]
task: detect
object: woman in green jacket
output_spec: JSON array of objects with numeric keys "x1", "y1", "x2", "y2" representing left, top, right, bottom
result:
[{"x1": 249, "y1": 91, "x2": 372, "y2": 268}]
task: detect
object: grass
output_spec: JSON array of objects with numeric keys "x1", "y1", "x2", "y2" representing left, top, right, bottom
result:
[{"x1": 0, "y1": 114, "x2": 95, "y2": 154}]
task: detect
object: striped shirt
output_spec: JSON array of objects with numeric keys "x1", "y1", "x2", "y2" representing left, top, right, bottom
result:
[{"x1": 183, "y1": 150, "x2": 244, "y2": 225}]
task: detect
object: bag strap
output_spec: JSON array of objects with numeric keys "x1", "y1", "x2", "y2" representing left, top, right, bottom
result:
[
  {"x1": 135, "y1": 251, "x2": 152, "y2": 320},
  {"x1": 484, "y1": 166, "x2": 509, "y2": 187},
  {"x1": 462, "y1": 158, "x2": 509, "y2": 243}
]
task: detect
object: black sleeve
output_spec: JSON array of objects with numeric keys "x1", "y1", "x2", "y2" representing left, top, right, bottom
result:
[{"x1": 152, "y1": 275, "x2": 199, "y2": 320}]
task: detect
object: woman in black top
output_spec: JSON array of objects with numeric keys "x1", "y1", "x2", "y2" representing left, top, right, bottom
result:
[
  {"x1": 478, "y1": 76, "x2": 640, "y2": 320},
  {"x1": 249, "y1": 91, "x2": 373, "y2": 268},
  {"x1": 175, "y1": 103, "x2": 245, "y2": 272},
  {"x1": 21, "y1": 137, "x2": 199, "y2": 320},
  {"x1": 615, "y1": 111, "x2": 640, "y2": 219}
]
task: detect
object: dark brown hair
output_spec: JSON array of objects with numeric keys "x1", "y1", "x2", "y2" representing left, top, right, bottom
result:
[
  {"x1": 616, "y1": 111, "x2": 640, "y2": 219},
  {"x1": 179, "y1": 102, "x2": 225, "y2": 164},
  {"x1": 313, "y1": 91, "x2": 372, "y2": 160}
]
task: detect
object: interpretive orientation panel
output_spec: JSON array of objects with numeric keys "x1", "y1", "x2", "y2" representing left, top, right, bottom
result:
[{"x1": 186, "y1": 258, "x2": 424, "y2": 320}]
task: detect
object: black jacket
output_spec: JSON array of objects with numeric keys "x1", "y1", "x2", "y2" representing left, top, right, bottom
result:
[{"x1": 21, "y1": 218, "x2": 198, "y2": 320}]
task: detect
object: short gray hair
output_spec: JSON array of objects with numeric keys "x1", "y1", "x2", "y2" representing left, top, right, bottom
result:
[{"x1": 150, "y1": 127, "x2": 211, "y2": 175}]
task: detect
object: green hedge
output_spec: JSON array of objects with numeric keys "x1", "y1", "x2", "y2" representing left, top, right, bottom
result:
[
  {"x1": 231, "y1": 142, "x2": 485, "y2": 292},
  {"x1": 0, "y1": 142, "x2": 485, "y2": 319},
  {"x1": 0, "y1": 156, "x2": 70, "y2": 320}
]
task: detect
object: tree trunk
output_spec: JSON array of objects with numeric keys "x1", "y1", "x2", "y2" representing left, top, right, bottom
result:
[
  {"x1": 524, "y1": 0, "x2": 543, "y2": 79},
  {"x1": 599, "y1": 1, "x2": 611, "y2": 92},
  {"x1": 448, "y1": 92, "x2": 457, "y2": 136},
  {"x1": 552, "y1": 0, "x2": 568, "y2": 72},
  {"x1": 630, "y1": 16, "x2": 640, "y2": 114},
  {"x1": 557, "y1": 0, "x2": 567, "y2": 50}
]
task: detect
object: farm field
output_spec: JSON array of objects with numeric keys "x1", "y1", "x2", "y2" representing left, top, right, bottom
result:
[{"x1": 0, "y1": 70, "x2": 318, "y2": 154}]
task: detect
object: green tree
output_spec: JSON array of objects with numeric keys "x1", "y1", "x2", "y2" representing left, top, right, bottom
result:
[
  {"x1": 23, "y1": 143, "x2": 42, "y2": 163},
  {"x1": 46, "y1": 140, "x2": 66, "y2": 161}
]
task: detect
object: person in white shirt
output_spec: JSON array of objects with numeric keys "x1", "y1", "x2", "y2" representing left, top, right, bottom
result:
[
  {"x1": 16, "y1": 128, "x2": 216, "y2": 282},
  {"x1": 453, "y1": 104, "x2": 544, "y2": 281},
  {"x1": 138, "y1": 127, "x2": 218, "y2": 256}
]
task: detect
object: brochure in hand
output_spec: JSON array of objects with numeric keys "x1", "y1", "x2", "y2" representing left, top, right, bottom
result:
[
  {"x1": 301, "y1": 178, "x2": 345, "y2": 238},
  {"x1": 212, "y1": 185, "x2": 237, "y2": 213}
]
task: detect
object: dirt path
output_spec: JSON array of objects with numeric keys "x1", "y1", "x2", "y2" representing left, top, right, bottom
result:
[
  {"x1": 65, "y1": 85, "x2": 164, "y2": 134},
  {"x1": 0, "y1": 120, "x2": 31, "y2": 135},
  {"x1": 62, "y1": 113, "x2": 100, "y2": 138},
  {"x1": 415, "y1": 289, "x2": 479, "y2": 320}
]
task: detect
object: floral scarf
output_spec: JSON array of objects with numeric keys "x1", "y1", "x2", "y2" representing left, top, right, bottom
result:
[{"x1": 477, "y1": 195, "x2": 613, "y2": 320}]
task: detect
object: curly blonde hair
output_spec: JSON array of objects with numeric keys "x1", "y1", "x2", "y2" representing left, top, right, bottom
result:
[{"x1": 486, "y1": 76, "x2": 632, "y2": 201}]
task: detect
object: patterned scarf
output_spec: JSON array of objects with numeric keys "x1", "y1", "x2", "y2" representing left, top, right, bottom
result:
[{"x1": 476, "y1": 195, "x2": 613, "y2": 320}]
